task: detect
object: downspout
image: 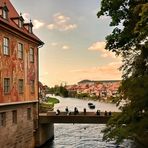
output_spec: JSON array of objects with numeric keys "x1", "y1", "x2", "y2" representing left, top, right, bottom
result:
[
  {"x1": 36, "y1": 43, "x2": 44, "y2": 146},
  {"x1": 37, "y1": 43, "x2": 44, "y2": 119}
]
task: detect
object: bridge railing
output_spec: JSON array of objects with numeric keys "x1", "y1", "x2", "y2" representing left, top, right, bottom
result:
[{"x1": 39, "y1": 111, "x2": 118, "y2": 124}]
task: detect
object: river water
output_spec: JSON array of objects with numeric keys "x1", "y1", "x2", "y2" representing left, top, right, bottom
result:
[{"x1": 43, "y1": 95, "x2": 132, "y2": 148}]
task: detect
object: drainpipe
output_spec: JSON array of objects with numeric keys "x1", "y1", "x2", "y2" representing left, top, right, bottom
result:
[
  {"x1": 36, "y1": 42, "x2": 44, "y2": 146},
  {"x1": 37, "y1": 43, "x2": 44, "y2": 116}
]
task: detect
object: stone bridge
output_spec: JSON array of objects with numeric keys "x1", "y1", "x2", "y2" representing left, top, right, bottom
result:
[
  {"x1": 39, "y1": 111, "x2": 111, "y2": 124},
  {"x1": 36, "y1": 111, "x2": 117, "y2": 147}
]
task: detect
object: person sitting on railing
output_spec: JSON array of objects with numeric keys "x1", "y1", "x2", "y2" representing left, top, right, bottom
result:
[
  {"x1": 84, "y1": 108, "x2": 86, "y2": 115},
  {"x1": 96, "y1": 110, "x2": 100, "y2": 116},
  {"x1": 56, "y1": 109, "x2": 60, "y2": 115},
  {"x1": 104, "y1": 111, "x2": 107, "y2": 116},
  {"x1": 68, "y1": 111, "x2": 71, "y2": 115},
  {"x1": 65, "y1": 106, "x2": 69, "y2": 115},
  {"x1": 74, "y1": 107, "x2": 79, "y2": 115},
  {"x1": 109, "y1": 111, "x2": 112, "y2": 116}
]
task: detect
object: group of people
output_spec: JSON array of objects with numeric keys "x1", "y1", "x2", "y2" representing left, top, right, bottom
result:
[{"x1": 56, "y1": 107, "x2": 112, "y2": 116}]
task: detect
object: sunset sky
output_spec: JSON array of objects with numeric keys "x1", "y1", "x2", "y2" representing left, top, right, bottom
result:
[{"x1": 11, "y1": 0, "x2": 122, "y2": 86}]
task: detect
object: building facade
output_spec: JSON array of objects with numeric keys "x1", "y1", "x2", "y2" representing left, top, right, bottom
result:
[{"x1": 0, "y1": 0, "x2": 43, "y2": 147}]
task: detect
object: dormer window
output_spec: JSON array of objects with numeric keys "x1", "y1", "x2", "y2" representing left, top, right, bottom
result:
[
  {"x1": 24, "y1": 20, "x2": 33, "y2": 33},
  {"x1": 1, "y1": 4, "x2": 9, "y2": 20},
  {"x1": 11, "y1": 14, "x2": 24, "y2": 28},
  {"x1": 29, "y1": 20, "x2": 33, "y2": 33},
  {"x1": 2, "y1": 8, "x2": 8, "y2": 19},
  {"x1": 19, "y1": 19, "x2": 23, "y2": 28},
  {"x1": 18, "y1": 14, "x2": 24, "y2": 28},
  {"x1": 29, "y1": 26, "x2": 32, "y2": 33}
]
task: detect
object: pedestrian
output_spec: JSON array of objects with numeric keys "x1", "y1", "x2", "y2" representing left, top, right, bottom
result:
[
  {"x1": 84, "y1": 108, "x2": 86, "y2": 115},
  {"x1": 104, "y1": 111, "x2": 107, "y2": 116},
  {"x1": 96, "y1": 110, "x2": 100, "y2": 116},
  {"x1": 56, "y1": 109, "x2": 60, "y2": 115},
  {"x1": 65, "y1": 106, "x2": 69, "y2": 114},
  {"x1": 74, "y1": 107, "x2": 79, "y2": 115},
  {"x1": 109, "y1": 111, "x2": 112, "y2": 116}
]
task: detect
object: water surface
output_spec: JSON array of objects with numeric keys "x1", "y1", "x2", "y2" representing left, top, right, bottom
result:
[{"x1": 44, "y1": 95, "x2": 131, "y2": 148}]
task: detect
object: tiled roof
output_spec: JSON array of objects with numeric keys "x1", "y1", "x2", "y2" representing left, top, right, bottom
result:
[{"x1": 0, "y1": 0, "x2": 43, "y2": 45}]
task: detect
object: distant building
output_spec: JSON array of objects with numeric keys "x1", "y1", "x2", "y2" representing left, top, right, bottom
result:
[
  {"x1": 78, "y1": 79, "x2": 95, "y2": 85},
  {"x1": 0, "y1": 0, "x2": 43, "y2": 147},
  {"x1": 78, "y1": 79, "x2": 120, "y2": 85},
  {"x1": 67, "y1": 80, "x2": 121, "y2": 98}
]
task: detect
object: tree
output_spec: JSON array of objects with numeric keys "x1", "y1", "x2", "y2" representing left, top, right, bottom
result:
[{"x1": 97, "y1": 0, "x2": 148, "y2": 147}]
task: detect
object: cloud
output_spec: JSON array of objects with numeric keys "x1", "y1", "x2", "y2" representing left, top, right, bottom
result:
[
  {"x1": 70, "y1": 62, "x2": 122, "y2": 80},
  {"x1": 33, "y1": 19, "x2": 45, "y2": 29},
  {"x1": 22, "y1": 13, "x2": 45, "y2": 29},
  {"x1": 62, "y1": 45, "x2": 70, "y2": 50},
  {"x1": 22, "y1": 13, "x2": 30, "y2": 22},
  {"x1": 47, "y1": 13, "x2": 77, "y2": 31},
  {"x1": 88, "y1": 41, "x2": 117, "y2": 59},
  {"x1": 50, "y1": 42, "x2": 70, "y2": 50}
]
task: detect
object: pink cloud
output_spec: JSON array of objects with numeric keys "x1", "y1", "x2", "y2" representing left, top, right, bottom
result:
[
  {"x1": 47, "y1": 13, "x2": 77, "y2": 31},
  {"x1": 70, "y1": 62, "x2": 122, "y2": 80},
  {"x1": 88, "y1": 41, "x2": 117, "y2": 59}
]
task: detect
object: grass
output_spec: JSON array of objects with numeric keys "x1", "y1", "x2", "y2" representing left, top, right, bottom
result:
[
  {"x1": 46, "y1": 97, "x2": 60, "y2": 105},
  {"x1": 39, "y1": 97, "x2": 59, "y2": 113},
  {"x1": 39, "y1": 102, "x2": 54, "y2": 113}
]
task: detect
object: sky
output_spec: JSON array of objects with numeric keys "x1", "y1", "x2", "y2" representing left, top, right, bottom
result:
[{"x1": 11, "y1": 0, "x2": 122, "y2": 86}]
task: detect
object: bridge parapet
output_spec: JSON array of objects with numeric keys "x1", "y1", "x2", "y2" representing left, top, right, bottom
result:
[{"x1": 39, "y1": 111, "x2": 114, "y2": 124}]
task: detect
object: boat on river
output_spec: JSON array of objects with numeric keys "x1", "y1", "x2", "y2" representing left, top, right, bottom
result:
[
  {"x1": 88, "y1": 102, "x2": 95, "y2": 109},
  {"x1": 88, "y1": 102, "x2": 93, "y2": 106}
]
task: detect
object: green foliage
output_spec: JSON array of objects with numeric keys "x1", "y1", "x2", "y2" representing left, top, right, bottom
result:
[
  {"x1": 48, "y1": 85, "x2": 69, "y2": 97},
  {"x1": 46, "y1": 97, "x2": 60, "y2": 105},
  {"x1": 39, "y1": 102, "x2": 54, "y2": 113},
  {"x1": 76, "y1": 93, "x2": 89, "y2": 98},
  {"x1": 98, "y1": 0, "x2": 148, "y2": 146}
]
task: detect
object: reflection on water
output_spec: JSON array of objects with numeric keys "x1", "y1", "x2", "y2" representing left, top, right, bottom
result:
[{"x1": 43, "y1": 95, "x2": 131, "y2": 148}]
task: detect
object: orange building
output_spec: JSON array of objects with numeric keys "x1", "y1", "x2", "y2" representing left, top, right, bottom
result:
[{"x1": 0, "y1": 0, "x2": 43, "y2": 147}]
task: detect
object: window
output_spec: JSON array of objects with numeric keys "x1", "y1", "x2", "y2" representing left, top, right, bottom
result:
[
  {"x1": 29, "y1": 48, "x2": 34, "y2": 62},
  {"x1": 18, "y1": 79, "x2": 24, "y2": 94},
  {"x1": 19, "y1": 20, "x2": 23, "y2": 28},
  {"x1": 3, "y1": 37, "x2": 9, "y2": 55},
  {"x1": 0, "y1": 112, "x2": 6, "y2": 127},
  {"x1": 27, "y1": 108, "x2": 31, "y2": 120},
  {"x1": 12, "y1": 110, "x2": 17, "y2": 124},
  {"x1": 18, "y1": 43, "x2": 23, "y2": 59},
  {"x1": 30, "y1": 80, "x2": 35, "y2": 93},
  {"x1": 2, "y1": 8, "x2": 8, "y2": 19},
  {"x1": 4, "y1": 78, "x2": 10, "y2": 94},
  {"x1": 29, "y1": 26, "x2": 32, "y2": 33}
]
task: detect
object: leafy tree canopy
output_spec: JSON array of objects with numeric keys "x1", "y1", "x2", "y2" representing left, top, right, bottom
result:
[{"x1": 97, "y1": 0, "x2": 148, "y2": 147}]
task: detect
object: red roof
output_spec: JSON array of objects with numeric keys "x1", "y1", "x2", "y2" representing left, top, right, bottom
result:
[{"x1": 0, "y1": 0, "x2": 43, "y2": 45}]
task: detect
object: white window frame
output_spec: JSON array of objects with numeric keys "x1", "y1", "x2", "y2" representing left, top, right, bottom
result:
[
  {"x1": 3, "y1": 37, "x2": 9, "y2": 55},
  {"x1": 18, "y1": 43, "x2": 23, "y2": 59},
  {"x1": 29, "y1": 48, "x2": 34, "y2": 62},
  {"x1": 2, "y1": 9, "x2": 8, "y2": 19}
]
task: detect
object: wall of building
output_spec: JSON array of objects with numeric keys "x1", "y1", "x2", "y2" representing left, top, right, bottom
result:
[
  {"x1": 0, "y1": 102, "x2": 38, "y2": 148},
  {"x1": 0, "y1": 29, "x2": 38, "y2": 103}
]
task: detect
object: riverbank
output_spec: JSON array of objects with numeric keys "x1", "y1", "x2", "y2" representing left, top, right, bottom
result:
[
  {"x1": 47, "y1": 93, "x2": 117, "y2": 104},
  {"x1": 39, "y1": 97, "x2": 60, "y2": 113},
  {"x1": 68, "y1": 96, "x2": 116, "y2": 104}
]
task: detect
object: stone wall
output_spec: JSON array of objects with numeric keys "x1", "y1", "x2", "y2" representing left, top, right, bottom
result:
[
  {"x1": 35, "y1": 123, "x2": 54, "y2": 147},
  {"x1": 0, "y1": 102, "x2": 38, "y2": 148}
]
